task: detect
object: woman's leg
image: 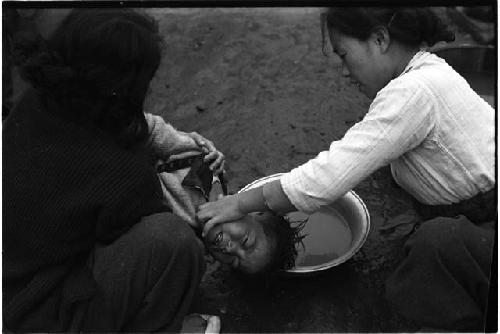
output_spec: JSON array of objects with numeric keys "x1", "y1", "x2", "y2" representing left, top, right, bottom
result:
[
  {"x1": 85, "y1": 212, "x2": 206, "y2": 332},
  {"x1": 385, "y1": 215, "x2": 495, "y2": 332}
]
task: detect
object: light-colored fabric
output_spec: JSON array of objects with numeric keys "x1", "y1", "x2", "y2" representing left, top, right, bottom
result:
[
  {"x1": 157, "y1": 166, "x2": 198, "y2": 228},
  {"x1": 145, "y1": 113, "x2": 200, "y2": 158},
  {"x1": 156, "y1": 152, "x2": 204, "y2": 228},
  {"x1": 144, "y1": 113, "x2": 202, "y2": 227},
  {"x1": 281, "y1": 51, "x2": 495, "y2": 213}
]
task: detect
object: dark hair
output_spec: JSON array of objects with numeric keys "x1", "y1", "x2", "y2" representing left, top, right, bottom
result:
[
  {"x1": 12, "y1": 9, "x2": 162, "y2": 148},
  {"x1": 321, "y1": 7, "x2": 455, "y2": 53},
  {"x1": 260, "y1": 213, "x2": 306, "y2": 273}
]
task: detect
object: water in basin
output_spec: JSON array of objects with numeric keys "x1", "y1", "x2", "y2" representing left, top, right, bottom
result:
[{"x1": 288, "y1": 207, "x2": 353, "y2": 267}]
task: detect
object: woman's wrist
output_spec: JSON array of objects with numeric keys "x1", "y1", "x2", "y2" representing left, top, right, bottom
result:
[
  {"x1": 263, "y1": 180, "x2": 297, "y2": 215},
  {"x1": 236, "y1": 187, "x2": 268, "y2": 214},
  {"x1": 234, "y1": 179, "x2": 297, "y2": 216}
]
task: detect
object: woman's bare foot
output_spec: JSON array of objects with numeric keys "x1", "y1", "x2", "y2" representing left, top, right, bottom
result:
[{"x1": 181, "y1": 313, "x2": 221, "y2": 334}]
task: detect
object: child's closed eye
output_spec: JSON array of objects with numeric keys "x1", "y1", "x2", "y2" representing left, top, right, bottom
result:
[
  {"x1": 241, "y1": 235, "x2": 249, "y2": 247},
  {"x1": 213, "y1": 232, "x2": 223, "y2": 246}
]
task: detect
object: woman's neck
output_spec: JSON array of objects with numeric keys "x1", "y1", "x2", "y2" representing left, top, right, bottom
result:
[{"x1": 390, "y1": 46, "x2": 420, "y2": 79}]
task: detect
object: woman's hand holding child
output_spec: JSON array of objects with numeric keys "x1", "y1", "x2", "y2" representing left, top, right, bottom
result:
[
  {"x1": 197, "y1": 194, "x2": 245, "y2": 237},
  {"x1": 187, "y1": 131, "x2": 225, "y2": 175}
]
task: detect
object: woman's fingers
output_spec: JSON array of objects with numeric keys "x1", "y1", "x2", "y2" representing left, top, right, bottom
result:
[
  {"x1": 198, "y1": 195, "x2": 243, "y2": 237},
  {"x1": 216, "y1": 160, "x2": 226, "y2": 175},
  {"x1": 202, "y1": 218, "x2": 220, "y2": 238},
  {"x1": 188, "y1": 131, "x2": 204, "y2": 144},
  {"x1": 204, "y1": 150, "x2": 218, "y2": 161},
  {"x1": 203, "y1": 150, "x2": 225, "y2": 174},
  {"x1": 188, "y1": 132, "x2": 210, "y2": 153},
  {"x1": 209, "y1": 153, "x2": 225, "y2": 174},
  {"x1": 196, "y1": 204, "x2": 209, "y2": 222},
  {"x1": 188, "y1": 131, "x2": 226, "y2": 174},
  {"x1": 197, "y1": 203, "x2": 223, "y2": 237},
  {"x1": 190, "y1": 132, "x2": 216, "y2": 152}
]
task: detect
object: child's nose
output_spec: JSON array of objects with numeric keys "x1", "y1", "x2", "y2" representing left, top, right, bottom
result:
[
  {"x1": 225, "y1": 240, "x2": 245, "y2": 257},
  {"x1": 341, "y1": 63, "x2": 350, "y2": 77},
  {"x1": 225, "y1": 240, "x2": 238, "y2": 254}
]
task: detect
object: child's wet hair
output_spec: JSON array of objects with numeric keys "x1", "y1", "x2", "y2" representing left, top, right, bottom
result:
[
  {"x1": 321, "y1": 7, "x2": 455, "y2": 55},
  {"x1": 259, "y1": 212, "x2": 306, "y2": 274}
]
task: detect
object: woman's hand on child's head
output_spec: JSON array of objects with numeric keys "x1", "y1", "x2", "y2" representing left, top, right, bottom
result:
[
  {"x1": 187, "y1": 132, "x2": 226, "y2": 175},
  {"x1": 197, "y1": 194, "x2": 244, "y2": 237}
]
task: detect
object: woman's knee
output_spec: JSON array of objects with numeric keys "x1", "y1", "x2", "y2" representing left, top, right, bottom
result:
[
  {"x1": 140, "y1": 212, "x2": 203, "y2": 248},
  {"x1": 408, "y1": 215, "x2": 480, "y2": 260},
  {"x1": 90, "y1": 212, "x2": 206, "y2": 331},
  {"x1": 130, "y1": 212, "x2": 205, "y2": 268}
]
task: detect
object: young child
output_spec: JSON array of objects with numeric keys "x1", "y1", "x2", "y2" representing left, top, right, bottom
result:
[
  {"x1": 147, "y1": 115, "x2": 304, "y2": 274},
  {"x1": 156, "y1": 149, "x2": 304, "y2": 274},
  {"x1": 203, "y1": 210, "x2": 305, "y2": 274}
]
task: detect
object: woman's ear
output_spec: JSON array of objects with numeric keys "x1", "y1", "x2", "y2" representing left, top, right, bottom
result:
[{"x1": 370, "y1": 26, "x2": 391, "y2": 53}]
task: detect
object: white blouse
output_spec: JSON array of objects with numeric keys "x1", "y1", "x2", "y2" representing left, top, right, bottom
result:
[{"x1": 281, "y1": 51, "x2": 495, "y2": 213}]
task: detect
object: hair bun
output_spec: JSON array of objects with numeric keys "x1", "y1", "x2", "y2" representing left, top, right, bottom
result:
[
  {"x1": 426, "y1": 29, "x2": 455, "y2": 46},
  {"x1": 12, "y1": 31, "x2": 75, "y2": 92},
  {"x1": 418, "y1": 8, "x2": 455, "y2": 47}
]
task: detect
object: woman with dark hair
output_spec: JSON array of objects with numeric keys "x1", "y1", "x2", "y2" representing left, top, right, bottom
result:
[
  {"x1": 4, "y1": 8, "x2": 222, "y2": 332},
  {"x1": 198, "y1": 7, "x2": 495, "y2": 331}
]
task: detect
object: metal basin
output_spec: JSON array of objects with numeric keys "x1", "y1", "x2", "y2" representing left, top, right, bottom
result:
[{"x1": 240, "y1": 173, "x2": 370, "y2": 275}]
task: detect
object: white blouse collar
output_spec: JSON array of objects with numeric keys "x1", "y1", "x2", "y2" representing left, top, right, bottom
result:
[{"x1": 399, "y1": 50, "x2": 432, "y2": 77}]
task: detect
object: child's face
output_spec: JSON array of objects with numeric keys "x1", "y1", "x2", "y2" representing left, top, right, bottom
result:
[{"x1": 204, "y1": 211, "x2": 275, "y2": 274}]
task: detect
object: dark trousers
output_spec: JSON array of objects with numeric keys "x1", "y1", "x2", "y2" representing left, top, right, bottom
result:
[
  {"x1": 83, "y1": 212, "x2": 206, "y2": 332},
  {"x1": 385, "y1": 202, "x2": 496, "y2": 331}
]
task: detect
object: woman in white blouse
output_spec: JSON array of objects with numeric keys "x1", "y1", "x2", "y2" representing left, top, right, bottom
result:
[{"x1": 198, "y1": 7, "x2": 495, "y2": 331}]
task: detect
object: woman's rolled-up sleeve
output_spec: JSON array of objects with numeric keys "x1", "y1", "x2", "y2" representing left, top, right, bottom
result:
[
  {"x1": 144, "y1": 113, "x2": 199, "y2": 158},
  {"x1": 280, "y1": 79, "x2": 436, "y2": 213}
]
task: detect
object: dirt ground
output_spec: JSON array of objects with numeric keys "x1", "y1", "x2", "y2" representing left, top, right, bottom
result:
[{"x1": 142, "y1": 7, "x2": 494, "y2": 333}]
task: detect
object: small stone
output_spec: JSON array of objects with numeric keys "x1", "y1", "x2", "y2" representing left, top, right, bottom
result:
[{"x1": 193, "y1": 39, "x2": 204, "y2": 49}]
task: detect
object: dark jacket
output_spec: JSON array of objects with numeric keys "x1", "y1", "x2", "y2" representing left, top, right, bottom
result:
[{"x1": 3, "y1": 89, "x2": 168, "y2": 331}]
